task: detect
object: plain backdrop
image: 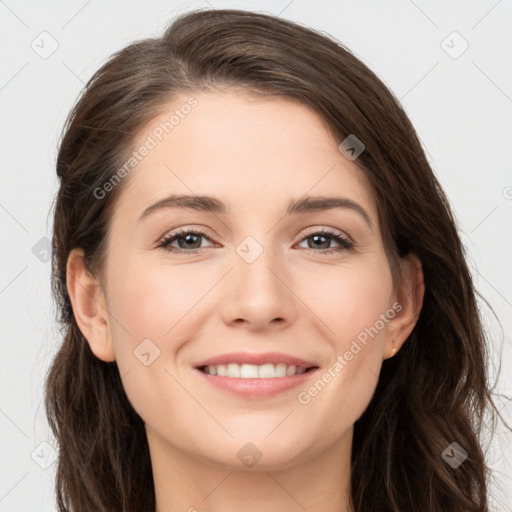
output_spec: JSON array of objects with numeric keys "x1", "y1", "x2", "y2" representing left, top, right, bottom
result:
[{"x1": 1, "y1": 0, "x2": 511, "y2": 510}]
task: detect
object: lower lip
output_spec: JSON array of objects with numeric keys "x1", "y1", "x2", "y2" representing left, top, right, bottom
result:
[{"x1": 195, "y1": 368, "x2": 318, "y2": 398}]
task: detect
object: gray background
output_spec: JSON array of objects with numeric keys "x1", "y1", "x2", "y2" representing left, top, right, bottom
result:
[{"x1": 1, "y1": 0, "x2": 511, "y2": 510}]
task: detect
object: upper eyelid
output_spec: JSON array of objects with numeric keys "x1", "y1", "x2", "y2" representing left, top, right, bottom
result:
[
  {"x1": 299, "y1": 226, "x2": 352, "y2": 242},
  {"x1": 160, "y1": 225, "x2": 349, "y2": 239}
]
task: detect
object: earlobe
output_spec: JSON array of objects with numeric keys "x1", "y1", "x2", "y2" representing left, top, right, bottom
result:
[
  {"x1": 384, "y1": 253, "x2": 424, "y2": 359},
  {"x1": 66, "y1": 248, "x2": 116, "y2": 362}
]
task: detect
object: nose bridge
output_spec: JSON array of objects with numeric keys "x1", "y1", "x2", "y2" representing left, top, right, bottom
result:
[
  {"x1": 220, "y1": 231, "x2": 296, "y2": 329},
  {"x1": 234, "y1": 232, "x2": 284, "y2": 299}
]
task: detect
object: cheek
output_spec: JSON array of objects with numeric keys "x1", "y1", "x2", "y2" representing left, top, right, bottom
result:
[
  {"x1": 108, "y1": 259, "x2": 207, "y2": 343},
  {"x1": 292, "y1": 263, "x2": 394, "y2": 421},
  {"x1": 104, "y1": 255, "x2": 228, "y2": 403},
  {"x1": 304, "y1": 261, "x2": 393, "y2": 346},
  {"x1": 104, "y1": 261, "x2": 199, "y2": 427}
]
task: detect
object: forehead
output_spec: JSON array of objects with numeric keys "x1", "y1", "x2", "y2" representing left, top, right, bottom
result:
[{"x1": 114, "y1": 89, "x2": 378, "y2": 223}]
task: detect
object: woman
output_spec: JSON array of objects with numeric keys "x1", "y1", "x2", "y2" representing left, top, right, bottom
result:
[{"x1": 45, "y1": 8, "x2": 500, "y2": 511}]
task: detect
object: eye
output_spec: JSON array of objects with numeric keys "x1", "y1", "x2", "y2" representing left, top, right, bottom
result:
[
  {"x1": 158, "y1": 228, "x2": 214, "y2": 253},
  {"x1": 296, "y1": 228, "x2": 354, "y2": 255},
  {"x1": 158, "y1": 227, "x2": 354, "y2": 255}
]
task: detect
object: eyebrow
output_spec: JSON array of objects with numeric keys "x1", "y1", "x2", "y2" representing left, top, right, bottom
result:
[{"x1": 138, "y1": 194, "x2": 373, "y2": 229}]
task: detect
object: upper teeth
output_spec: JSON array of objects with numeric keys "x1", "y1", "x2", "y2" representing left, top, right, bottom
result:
[{"x1": 202, "y1": 363, "x2": 308, "y2": 378}]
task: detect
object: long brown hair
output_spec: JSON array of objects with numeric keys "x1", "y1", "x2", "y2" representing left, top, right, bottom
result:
[{"x1": 45, "y1": 8, "x2": 501, "y2": 511}]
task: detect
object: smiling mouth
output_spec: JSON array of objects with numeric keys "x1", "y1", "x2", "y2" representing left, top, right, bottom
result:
[{"x1": 197, "y1": 363, "x2": 318, "y2": 379}]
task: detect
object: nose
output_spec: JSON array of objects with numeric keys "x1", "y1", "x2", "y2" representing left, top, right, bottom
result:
[{"x1": 220, "y1": 245, "x2": 298, "y2": 332}]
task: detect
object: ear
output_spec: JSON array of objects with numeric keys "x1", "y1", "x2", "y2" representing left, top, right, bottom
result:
[
  {"x1": 66, "y1": 248, "x2": 116, "y2": 362},
  {"x1": 383, "y1": 253, "x2": 424, "y2": 359}
]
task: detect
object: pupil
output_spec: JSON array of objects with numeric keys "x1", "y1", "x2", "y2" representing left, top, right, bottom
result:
[
  {"x1": 180, "y1": 234, "x2": 201, "y2": 249},
  {"x1": 311, "y1": 234, "x2": 329, "y2": 249}
]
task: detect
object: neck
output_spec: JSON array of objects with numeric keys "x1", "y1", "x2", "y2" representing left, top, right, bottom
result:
[{"x1": 148, "y1": 426, "x2": 354, "y2": 512}]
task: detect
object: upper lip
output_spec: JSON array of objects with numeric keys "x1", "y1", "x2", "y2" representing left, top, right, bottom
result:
[{"x1": 194, "y1": 351, "x2": 318, "y2": 369}]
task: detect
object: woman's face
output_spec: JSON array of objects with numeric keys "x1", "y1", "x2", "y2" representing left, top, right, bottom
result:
[{"x1": 88, "y1": 90, "x2": 414, "y2": 470}]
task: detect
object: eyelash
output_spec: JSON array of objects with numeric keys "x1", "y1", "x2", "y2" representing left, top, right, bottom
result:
[{"x1": 158, "y1": 227, "x2": 354, "y2": 255}]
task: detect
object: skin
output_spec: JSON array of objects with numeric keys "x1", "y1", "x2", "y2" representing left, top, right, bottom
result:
[{"x1": 67, "y1": 90, "x2": 424, "y2": 512}]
